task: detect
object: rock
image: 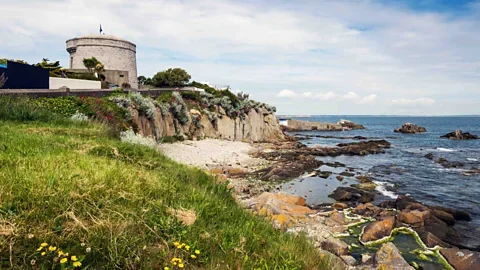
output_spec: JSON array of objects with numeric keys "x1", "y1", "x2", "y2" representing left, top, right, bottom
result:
[
  {"x1": 432, "y1": 209, "x2": 455, "y2": 225},
  {"x1": 325, "y1": 161, "x2": 346, "y2": 168},
  {"x1": 360, "y1": 216, "x2": 395, "y2": 242},
  {"x1": 424, "y1": 153, "x2": 434, "y2": 160},
  {"x1": 375, "y1": 242, "x2": 414, "y2": 269},
  {"x1": 317, "y1": 171, "x2": 333, "y2": 179},
  {"x1": 189, "y1": 109, "x2": 201, "y2": 116},
  {"x1": 440, "y1": 247, "x2": 480, "y2": 270},
  {"x1": 353, "y1": 136, "x2": 368, "y2": 140},
  {"x1": 441, "y1": 130, "x2": 478, "y2": 140},
  {"x1": 330, "y1": 210, "x2": 346, "y2": 225},
  {"x1": 332, "y1": 203, "x2": 348, "y2": 210},
  {"x1": 362, "y1": 254, "x2": 373, "y2": 264},
  {"x1": 338, "y1": 119, "x2": 366, "y2": 130},
  {"x1": 320, "y1": 237, "x2": 349, "y2": 256},
  {"x1": 394, "y1": 123, "x2": 427, "y2": 134},
  {"x1": 353, "y1": 203, "x2": 382, "y2": 217},
  {"x1": 246, "y1": 192, "x2": 315, "y2": 228},
  {"x1": 429, "y1": 205, "x2": 472, "y2": 221},
  {"x1": 340, "y1": 171, "x2": 355, "y2": 177},
  {"x1": 351, "y1": 182, "x2": 377, "y2": 191},
  {"x1": 336, "y1": 175, "x2": 344, "y2": 181},
  {"x1": 341, "y1": 255, "x2": 358, "y2": 266},
  {"x1": 336, "y1": 140, "x2": 391, "y2": 155},
  {"x1": 398, "y1": 208, "x2": 431, "y2": 227},
  {"x1": 436, "y1": 157, "x2": 464, "y2": 168},
  {"x1": 329, "y1": 187, "x2": 375, "y2": 203},
  {"x1": 379, "y1": 200, "x2": 397, "y2": 209},
  {"x1": 356, "y1": 175, "x2": 373, "y2": 183},
  {"x1": 415, "y1": 230, "x2": 451, "y2": 248},
  {"x1": 225, "y1": 167, "x2": 247, "y2": 177}
]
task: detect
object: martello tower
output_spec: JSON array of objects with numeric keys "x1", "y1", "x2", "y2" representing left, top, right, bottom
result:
[{"x1": 66, "y1": 35, "x2": 138, "y2": 88}]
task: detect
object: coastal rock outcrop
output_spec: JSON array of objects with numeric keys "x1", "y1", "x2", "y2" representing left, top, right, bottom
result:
[
  {"x1": 328, "y1": 187, "x2": 375, "y2": 203},
  {"x1": 281, "y1": 119, "x2": 365, "y2": 132},
  {"x1": 133, "y1": 106, "x2": 285, "y2": 142},
  {"x1": 441, "y1": 130, "x2": 478, "y2": 140},
  {"x1": 394, "y1": 123, "x2": 427, "y2": 134},
  {"x1": 360, "y1": 216, "x2": 395, "y2": 242}
]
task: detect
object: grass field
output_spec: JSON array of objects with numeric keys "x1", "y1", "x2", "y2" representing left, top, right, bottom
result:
[{"x1": 0, "y1": 97, "x2": 335, "y2": 269}]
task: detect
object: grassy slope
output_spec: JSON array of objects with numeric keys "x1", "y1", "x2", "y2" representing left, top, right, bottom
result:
[{"x1": 0, "y1": 98, "x2": 334, "y2": 269}]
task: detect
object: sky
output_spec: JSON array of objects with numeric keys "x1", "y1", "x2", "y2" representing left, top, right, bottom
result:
[{"x1": 1, "y1": 0, "x2": 479, "y2": 115}]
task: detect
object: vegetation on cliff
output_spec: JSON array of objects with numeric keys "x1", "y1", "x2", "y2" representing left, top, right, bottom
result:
[{"x1": 0, "y1": 97, "x2": 333, "y2": 269}]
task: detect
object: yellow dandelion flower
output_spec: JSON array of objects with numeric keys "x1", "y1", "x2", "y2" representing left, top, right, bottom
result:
[
  {"x1": 178, "y1": 263, "x2": 184, "y2": 268},
  {"x1": 60, "y1": 258, "x2": 68, "y2": 264},
  {"x1": 48, "y1": 246, "x2": 57, "y2": 251},
  {"x1": 73, "y1": 261, "x2": 82, "y2": 267},
  {"x1": 173, "y1": 241, "x2": 180, "y2": 246},
  {"x1": 41, "y1": 252, "x2": 46, "y2": 256},
  {"x1": 195, "y1": 250, "x2": 200, "y2": 255},
  {"x1": 40, "y1": 243, "x2": 48, "y2": 247},
  {"x1": 173, "y1": 262, "x2": 177, "y2": 266},
  {"x1": 164, "y1": 267, "x2": 170, "y2": 270},
  {"x1": 71, "y1": 255, "x2": 78, "y2": 261},
  {"x1": 58, "y1": 251, "x2": 64, "y2": 257},
  {"x1": 36, "y1": 246, "x2": 43, "y2": 251},
  {"x1": 191, "y1": 254, "x2": 197, "y2": 259},
  {"x1": 185, "y1": 245, "x2": 190, "y2": 251}
]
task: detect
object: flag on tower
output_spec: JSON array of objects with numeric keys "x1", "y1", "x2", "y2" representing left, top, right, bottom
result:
[{"x1": 100, "y1": 24, "x2": 103, "y2": 34}]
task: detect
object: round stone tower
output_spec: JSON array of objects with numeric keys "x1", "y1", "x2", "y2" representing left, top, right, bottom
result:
[{"x1": 66, "y1": 35, "x2": 138, "y2": 88}]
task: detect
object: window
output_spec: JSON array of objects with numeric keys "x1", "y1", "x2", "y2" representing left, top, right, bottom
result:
[{"x1": 119, "y1": 75, "x2": 124, "y2": 78}]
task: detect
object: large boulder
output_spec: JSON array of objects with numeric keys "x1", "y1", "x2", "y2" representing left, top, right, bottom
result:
[
  {"x1": 320, "y1": 237, "x2": 349, "y2": 256},
  {"x1": 246, "y1": 192, "x2": 315, "y2": 228},
  {"x1": 441, "y1": 130, "x2": 478, "y2": 140},
  {"x1": 375, "y1": 242, "x2": 414, "y2": 269},
  {"x1": 394, "y1": 123, "x2": 427, "y2": 134},
  {"x1": 429, "y1": 205, "x2": 471, "y2": 221},
  {"x1": 440, "y1": 248, "x2": 480, "y2": 270},
  {"x1": 360, "y1": 216, "x2": 395, "y2": 242}
]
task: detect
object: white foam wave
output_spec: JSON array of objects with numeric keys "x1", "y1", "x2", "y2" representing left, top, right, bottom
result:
[
  {"x1": 374, "y1": 181, "x2": 398, "y2": 199},
  {"x1": 436, "y1": 147, "x2": 455, "y2": 152},
  {"x1": 467, "y1": 158, "x2": 479, "y2": 162}
]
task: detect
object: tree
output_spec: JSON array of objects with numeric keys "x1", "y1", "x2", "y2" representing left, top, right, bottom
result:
[
  {"x1": 152, "y1": 68, "x2": 191, "y2": 87},
  {"x1": 138, "y1": 76, "x2": 147, "y2": 85},
  {"x1": 35, "y1": 58, "x2": 63, "y2": 73},
  {"x1": 83, "y1": 57, "x2": 100, "y2": 73}
]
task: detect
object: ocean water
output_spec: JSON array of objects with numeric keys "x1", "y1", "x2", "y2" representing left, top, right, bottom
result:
[{"x1": 282, "y1": 115, "x2": 480, "y2": 249}]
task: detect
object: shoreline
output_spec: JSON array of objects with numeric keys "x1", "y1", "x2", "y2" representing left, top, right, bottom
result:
[{"x1": 158, "y1": 136, "x2": 480, "y2": 269}]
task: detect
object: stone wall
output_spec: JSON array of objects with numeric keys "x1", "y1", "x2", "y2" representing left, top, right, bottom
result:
[{"x1": 131, "y1": 106, "x2": 285, "y2": 142}]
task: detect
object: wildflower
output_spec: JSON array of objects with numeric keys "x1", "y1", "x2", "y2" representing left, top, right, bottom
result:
[
  {"x1": 60, "y1": 258, "x2": 68, "y2": 264},
  {"x1": 71, "y1": 255, "x2": 78, "y2": 261},
  {"x1": 173, "y1": 241, "x2": 180, "y2": 247},
  {"x1": 81, "y1": 242, "x2": 86, "y2": 247},
  {"x1": 48, "y1": 246, "x2": 57, "y2": 251},
  {"x1": 58, "y1": 250, "x2": 65, "y2": 257},
  {"x1": 195, "y1": 249, "x2": 200, "y2": 255},
  {"x1": 191, "y1": 254, "x2": 197, "y2": 259},
  {"x1": 30, "y1": 259, "x2": 36, "y2": 266},
  {"x1": 86, "y1": 247, "x2": 91, "y2": 253},
  {"x1": 36, "y1": 246, "x2": 43, "y2": 251},
  {"x1": 41, "y1": 243, "x2": 48, "y2": 247},
  {"x1": 28, "y1": 234, "x2": 34, "y2": 239},
  {"x1": 73, "y1": 261, "x2": 82, "y2": 267},
  {"x1": 164, "y1": 267, "x2": 170, "y2": 270},
  {"x1": 41, "y1": 252, "x2": 46, "y2": 256},
  {"x1": 178, "y1": 263, "x2": 184, "y2": 268},
  {"x1": 185, "y1": 245, "x2": 190, "y2": 251}
]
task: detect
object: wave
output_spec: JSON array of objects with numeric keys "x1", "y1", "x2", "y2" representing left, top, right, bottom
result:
[
  {"x1": 374, "y1": 181, "x2": 398, "y2": 199},
  {"x1": 436, "y1": 147, "x2": 456, "y2": 152},
  {"x1": 467, "y1": 158, "x2": 479, "y2": 162}
]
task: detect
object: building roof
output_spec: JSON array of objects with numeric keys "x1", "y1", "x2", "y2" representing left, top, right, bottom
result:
[{"x1": 66, "y1": 34, "x2": 136, "y2": 46}]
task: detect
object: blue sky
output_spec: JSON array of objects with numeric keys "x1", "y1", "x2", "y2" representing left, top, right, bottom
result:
[{"x1": 1, "y1": 0, "x2": 479, "y2": 115}]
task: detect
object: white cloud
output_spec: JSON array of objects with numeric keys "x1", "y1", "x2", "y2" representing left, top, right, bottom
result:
[
  {"x1": 277, "y1": 89, "x2": 297, "y2": 97},
  {"x1": 358, "y1": 94, "x2": 377, "y2": 104},
  {"x1": 302, "y1": 92, "x2": 313, "y2": 97},
  {"x1": 343, "y1": 92, "x2": 360, "y2": 100},
  {"x1": 391, "y1": 98, "x2": 436, "y2": 106},
  {"x1": 314, "y1": 92, "x2": 336, "y2": 100}
]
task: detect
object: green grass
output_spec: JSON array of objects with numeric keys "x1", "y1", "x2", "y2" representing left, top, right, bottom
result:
[{"x1": 0, "y1": 98, "x2": 337, "y2": 269}]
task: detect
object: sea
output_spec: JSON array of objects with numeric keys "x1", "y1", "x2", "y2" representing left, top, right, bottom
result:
[{"x1": 280, "y1": 115, "x2": 480, "y2": 249}]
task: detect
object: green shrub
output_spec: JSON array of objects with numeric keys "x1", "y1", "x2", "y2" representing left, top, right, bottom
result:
[
  {"x1": 35, "y1": 96, "x2": 86, "y2": 117},
  {"x1": 180, "y1": 91, "x2": 201, "y2": 103},
  {"x1": 156, "y1": 91, "x2": 173, "y2": 104},
  {"x1": 67, "y1": 73, "x2": 100, "y2": 81},
  {"x1": 0, "y1": 97, "x2": 64, "y2": 122}
]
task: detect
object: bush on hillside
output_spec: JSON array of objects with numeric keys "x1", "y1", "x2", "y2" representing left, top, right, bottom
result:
[{"x1": 152, "y1": 68, "x2": 191, "y2": 87}]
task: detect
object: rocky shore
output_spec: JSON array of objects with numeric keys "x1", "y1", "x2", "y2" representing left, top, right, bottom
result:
[
  {"x1": 281, "y1": 119, "x2": 365, "y2": 132},
  {"x1": 158, "y1": 136, "x2": 480, "y2": 269}
]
